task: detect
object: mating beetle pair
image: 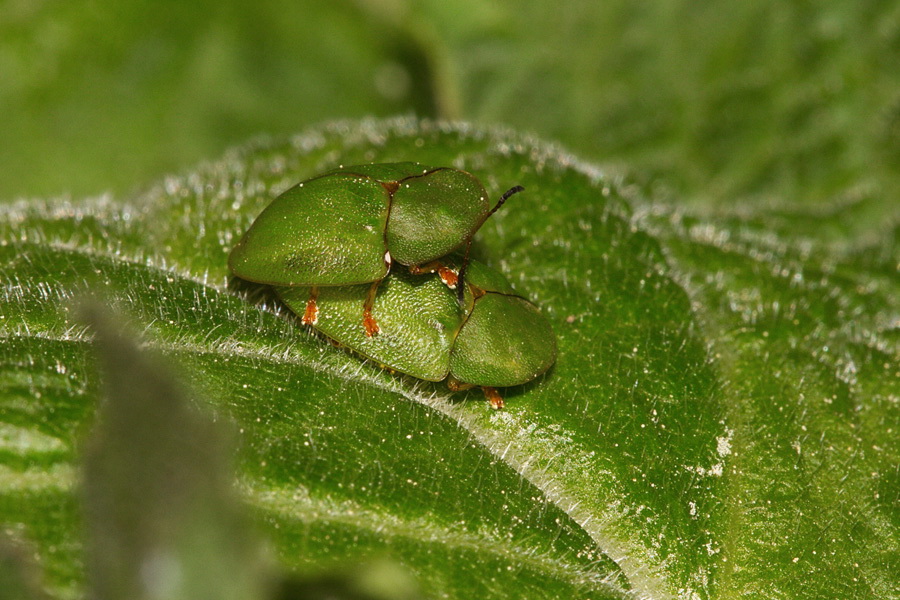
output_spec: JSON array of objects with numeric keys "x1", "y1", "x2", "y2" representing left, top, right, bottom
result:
[
  {"x1": 276, "y1": 256, "x2": 555, "y2": 409},
  {"x1": 229, "y1": 162, "x2": 555, "y2": 408}
]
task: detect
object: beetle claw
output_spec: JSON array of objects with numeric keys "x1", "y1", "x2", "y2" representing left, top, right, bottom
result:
[
  {"x1": 363, "y1": 280, "x2": 382, "y2": 336},
  {"x1": 363, "y1": 310, "x2": 380, "y2": 337},
  {"x1": 437, "y1": 266, "x2": 458, "y2": 289},
  {"x1": 301, "y1": 288, "x2": 319, "y2": 325},
  {"x1": 409, "y1": 262, "x2": 459, "y2": 290},
  {"x1": 483, "y1": 387, "x2": 504, "y2": 410}
]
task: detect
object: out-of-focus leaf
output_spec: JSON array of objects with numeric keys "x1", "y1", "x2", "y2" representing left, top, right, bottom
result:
[
  {"x1": 0, "y1": 0, "x2": 435, "y2": 200},
  {"x1": 0, "y1": 118, "x2": 897, "y2": 599},
  {"x1": 370, "y1": 1, "x2": 900, "y2": 209},
  {"x1": 0, "y1": 534, "x2": 49, "y2": 600},
  {"x1": 4, "y1": 2, "x2": 900, "y2": 211},
  {"x1": 79, "y1": 305, "x2": 268, "y2": 600}
]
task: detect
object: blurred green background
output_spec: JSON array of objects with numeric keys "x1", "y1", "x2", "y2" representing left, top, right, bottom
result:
[{"x1": 3, "y1": 0, "x2": 899, "y2": 207}]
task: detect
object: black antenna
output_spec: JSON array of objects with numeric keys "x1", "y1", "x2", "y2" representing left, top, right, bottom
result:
[{"x1": 457, "y1": 185, "x2": 525, "y2": 305}]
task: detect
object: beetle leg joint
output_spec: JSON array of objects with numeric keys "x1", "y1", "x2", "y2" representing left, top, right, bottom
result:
[
  {"x1": 363, "y1": 280, "x2": 381, "y2": 336},
  {"x1": 363, "y1": 309, "x2": 380, "y2": 337},
  {"x1": 437, "y1": 267, "x2": 458, "y2": 289},
  {"x1": 483, "y1": 387, "x2": 504, "y2": 410},
  {"x1": 408, "y1": 261, "x2": 459, "y2": 289},
  {"x1": 301, "y1": 288, "x2": 319, "y2": 326}
]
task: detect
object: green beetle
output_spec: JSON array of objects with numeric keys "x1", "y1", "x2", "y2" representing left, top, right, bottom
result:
[
  {"x1": 229, "y1": 163, "x2": 522, "y2": 336},
  {"x1": 275, "y1": 257, "x2": 556, "y2": 409}
]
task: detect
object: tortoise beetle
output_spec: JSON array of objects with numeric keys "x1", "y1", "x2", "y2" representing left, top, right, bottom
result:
[
  {"x1": 229, "y1": 163, "x2": 522, "y2": 336},
  {"x1": 275, "y1": 257, "x2": 556, "y2": 409}
]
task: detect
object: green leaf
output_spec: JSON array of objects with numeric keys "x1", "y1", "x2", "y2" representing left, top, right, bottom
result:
[
  {"x1": 5, "y1": 2, "x2": 900, "y2": 210},
  {"x1": 0, "y1": 534, "x2": 50, "y2": 600},
  {"x1": 79, "y1": 305, "x2": 268, "y2": 600},
  {"x1": 0, "y1": 0, "x2": 436, "y2": 200},
  {"x1": 1, "y1": 119, "x2": 898, "y2": 599}
]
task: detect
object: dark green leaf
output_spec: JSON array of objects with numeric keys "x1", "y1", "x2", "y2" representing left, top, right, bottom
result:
[
  {"x1": 0, "y1": 534, "x2": 50, "y2": 600},
  {"x1": 5, "y1": 2, "x2": 900, "y2": 210},
  {"x1": 79, "y1": 305, "x2": 268, "y2": 600},
  {"x1": 1, "y1": 119, "x2": 897, "y2": 599}
]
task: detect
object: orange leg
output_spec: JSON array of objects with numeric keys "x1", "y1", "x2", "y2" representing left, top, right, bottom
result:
[
  {"x1": 436, "y1": 266, "x2": 459, "y2": 289},
  {"x1": 482, "y1": 387, "x2": 504, "y2": 410},
  {"x1": 363, "y1": 279, "x2": 381, "y2": 337},
  {"x1": 447, "y1": 378, "x2": 504, "y2": 410},
  {"x1": 446, "y1": 377, "x2": 468, "y2": 392},
  {"x1": 301, "y1": 286, "x2": 319, "y2": 325},
  {"x1": 447, "y1": 375, "x2": 475, "y2": 392},
  {"x1": 409, "y1": 262, "x2": 459, "y2": 289}
]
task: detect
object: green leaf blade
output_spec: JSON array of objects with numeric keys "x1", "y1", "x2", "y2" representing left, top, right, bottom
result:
[{"x1": 1, "y1": 119, "x2": 897, "y2": 599}]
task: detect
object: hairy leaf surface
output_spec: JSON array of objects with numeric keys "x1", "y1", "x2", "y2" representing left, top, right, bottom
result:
[{"x1": 1, "y1": 119, "x2": 897, "y2": 599}]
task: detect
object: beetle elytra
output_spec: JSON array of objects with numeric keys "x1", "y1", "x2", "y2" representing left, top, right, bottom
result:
[
  {"x1": 229, "y1": 163, "x2": 523, "y2": 336},
  {"x1": 275, "y1": 257, "x2": 556, "y2": 409}
]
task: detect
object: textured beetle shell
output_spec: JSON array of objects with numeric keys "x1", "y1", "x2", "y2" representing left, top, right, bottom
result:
[
  {"x1": 229, "y1": 162, "x2": 493, "y2": 287},
  {"x1": 276, "y1": 258, "x2": 557, "y2": 388}
]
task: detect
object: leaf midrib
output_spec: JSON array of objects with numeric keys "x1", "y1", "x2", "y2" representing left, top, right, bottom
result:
[{"x1": 249, "y1": 484, "x2": 631, "y2": 597}]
